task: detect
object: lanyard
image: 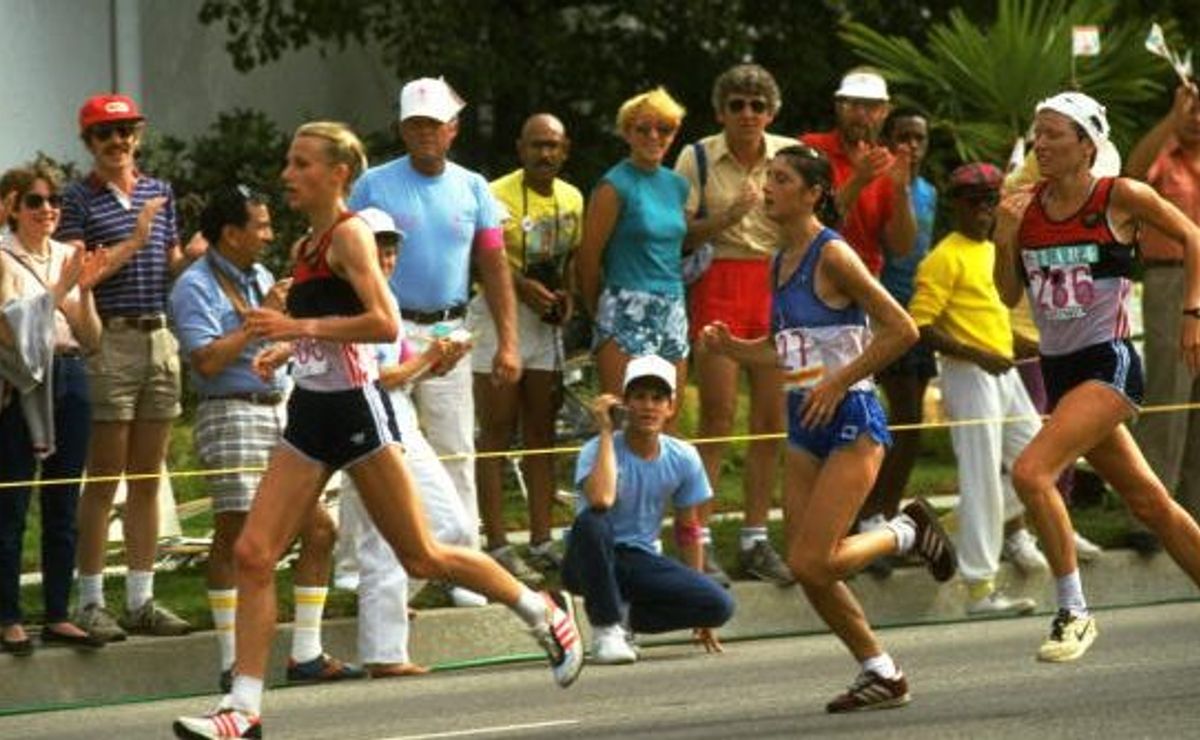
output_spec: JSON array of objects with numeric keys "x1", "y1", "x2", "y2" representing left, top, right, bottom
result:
[{"x1": 520, "y1": 174, "x2": 561, "y2": 271}]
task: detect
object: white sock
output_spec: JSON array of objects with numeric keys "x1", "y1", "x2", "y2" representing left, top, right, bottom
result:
[
  {"x1": 861, "y1": 652, "x2": 899, "y2": 679},
  {"x1": 229, "y1": 674, "x2": 264, "y2": 716},
  {"x1": 79, "y1": 574, "x2": 105, "y2": 609},
  {"x1": 291, "y1": 586, "x2": 327, "y2": 663},
  {"x1": 126, "y1": 570, "x2": 154, "y2": 612},
  {"x1": 883, "y1": 514, "x2": 917, "y2": 554},
  {"x1": 208, "y1": 589, "x2": 237, "y2": 671},
  {"x1": 1055, "y1": 570, "x2": 1088, "y2": 616},
  {"x1": 513, "y1": 587, "x2": 547, "y2": 629},
  {"x1": 739, "y1": 526, "x2": 768, "y2": 552},
  {"x1": 700, "y1": 527, "x2": 713, "y2": 546},
  {"x1": 859, "y1": 513, "x2": 888, "y2": 532}
]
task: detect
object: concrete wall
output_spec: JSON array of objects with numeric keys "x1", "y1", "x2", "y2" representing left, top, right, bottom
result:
[{"x1": 0, "y1": 0, "x2": 394, "y2": 172}]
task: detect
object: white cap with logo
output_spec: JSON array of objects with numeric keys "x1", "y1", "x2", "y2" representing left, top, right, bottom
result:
[
  {"x1": 399, "y1": 77, "x2": 466, "y2": 123},
  {"x1": 1036, "y1": 91, "x2": 1110, "y2": 147},
  {"x1": 623, "y1": 355, "x2": 677, "y2": 395},
  {"x1": 834, "y1": 70, "x2": 889, "y2": 101}
]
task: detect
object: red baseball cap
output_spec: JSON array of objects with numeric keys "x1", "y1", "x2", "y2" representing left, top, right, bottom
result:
[
  {"x1": 948, "y1": 162, "x2": 1003, "y2": 193},
  {"x1": 78, "y1": 94, "x2": 144, "y2": 133}
]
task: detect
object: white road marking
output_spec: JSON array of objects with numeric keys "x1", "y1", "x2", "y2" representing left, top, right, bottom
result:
[{"x1": 378, "y1": 719, "x2": 582, "y2": 740}]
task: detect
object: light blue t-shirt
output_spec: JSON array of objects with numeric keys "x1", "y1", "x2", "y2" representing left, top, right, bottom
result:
[
  {"x1": 880, "y1": 176, "x2": 937, "y2": 307},
  {"x1": 600, "y1": 159, "x2": 689, "y2": 298},
  {"x1": 349, "y1": 156, "x2": 504, "y2": 311},
  {"x1": 573, "y1": 433, "x2": 711, "y2": 553}
]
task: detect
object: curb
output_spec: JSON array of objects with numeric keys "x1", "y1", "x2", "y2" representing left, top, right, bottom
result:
[{"x1": 1, "y1": 550, "x2": 1196, "y2": 714}]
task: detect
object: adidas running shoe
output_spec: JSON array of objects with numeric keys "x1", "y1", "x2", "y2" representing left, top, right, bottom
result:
[
  {"x1": 532, "y1": 590, "x2": 584, "y2": 687},
  {"x1": 173, "y1": 703, "x2": 262, "y2": 739},
  {"x1": 902, "y1": 498, "x2": 957, "y2": 582},
  {"x1": 826, "y1": 670, "x2": 911, "y2": 713}
]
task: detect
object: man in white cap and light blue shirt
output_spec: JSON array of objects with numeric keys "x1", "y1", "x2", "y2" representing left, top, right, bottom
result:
[{"x1": 349, "y1": 77, "x2": 519, "y2": 552}]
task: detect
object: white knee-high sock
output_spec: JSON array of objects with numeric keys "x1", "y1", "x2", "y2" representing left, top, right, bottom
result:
[
  {"x1": 208, "y1": 589, "x2": 237, "y2": 671},
  {"x1": 291, "y1": 586, "x2": 327, "y2": 663}
]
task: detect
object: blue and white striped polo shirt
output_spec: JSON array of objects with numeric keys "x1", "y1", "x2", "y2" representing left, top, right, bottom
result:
[{"x1": 55, "y1": 172, "x2": 179, "y2": 318}]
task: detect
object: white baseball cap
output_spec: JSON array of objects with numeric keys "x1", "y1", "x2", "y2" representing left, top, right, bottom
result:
[
  {"x1": 834, "y1": 70, "x2": 889, "y2": 101},
  {"x1": 623, "y1": 355, "x2": 676, "y2": 395},
  {"x1": 399, "y1": 77, "x2": 465, "y2": 123},
  {"x1": 1036, "y1": 91, "x2": 1110, "y2": 146},
  {"x1": 358, "y1": 207, "x2": 399, "y2": 237}
]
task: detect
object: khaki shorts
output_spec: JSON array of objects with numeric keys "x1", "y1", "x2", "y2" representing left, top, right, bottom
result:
[
  {"x1": 468, "y1": 295, "x2": 563, "y2": 374},
  {"x1": 86, "y1": 324, "x2": 182, "y2": 422}
]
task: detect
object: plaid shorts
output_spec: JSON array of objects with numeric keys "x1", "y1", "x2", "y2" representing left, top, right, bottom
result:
[{"x1": 194, "y1": 397, "x2": 286, "y2": 513}]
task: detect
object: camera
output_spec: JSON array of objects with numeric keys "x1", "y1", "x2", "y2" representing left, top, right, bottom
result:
[
  {"x1": 524, "y1": 259, "x2": 566, "y2": 324},
  {"x1": 608, "y1": 404, "x2": 628, "y2": 428}
]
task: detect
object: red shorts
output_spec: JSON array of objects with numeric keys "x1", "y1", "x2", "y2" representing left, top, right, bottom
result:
[{"x1": 687, "y1": 258, "x2": 772, "y2": 341}]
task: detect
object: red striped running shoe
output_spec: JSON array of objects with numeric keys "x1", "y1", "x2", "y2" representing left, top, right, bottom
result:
[
  {"x1": 173, "y1": 702, "x2": 262, "y2": 739},
  {"x1": 532, "y1": 590, "x2": 583, "y2": 688},
  {"x1": 826, "y1": 670, "x2": 911, "y2": 713},
  {"x1": 902, "y1": 498, "x2": 957, "y2": 582}
]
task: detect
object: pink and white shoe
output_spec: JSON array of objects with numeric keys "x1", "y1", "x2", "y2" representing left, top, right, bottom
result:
[
  {"x1": 173, "y1": 701, "x2": 262, "y2": 739},
  {"x1": 532, "y1": 590, "x2": 584, "y2": 688}
]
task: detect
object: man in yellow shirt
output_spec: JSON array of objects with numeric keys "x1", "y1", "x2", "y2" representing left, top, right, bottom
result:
[
  {"x1": 909, "y1": 163, "x2": 1047, "y2": 616},
  {"x1": 472, "y1": 113, "x2": 584, "y2": 584}
]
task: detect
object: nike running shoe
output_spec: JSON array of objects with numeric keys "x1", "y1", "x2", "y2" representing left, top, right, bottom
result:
[
  {"x1": 902, "y1": 498, "x2": 957, "y2": 582},
  {"x1": 1037, "y1": 609, "x2": 1098, "y2": 662},
  {"x1": 531, "y1": 590, "x2": 584, "y2": 687},
  {"x1": 826, "y1": 670, "x2": 911, "y2": 713},
  {"x1": 173, "y1": 703, "x2": 262, "y2": 739}
]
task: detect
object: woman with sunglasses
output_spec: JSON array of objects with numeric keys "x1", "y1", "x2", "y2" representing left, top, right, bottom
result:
[
  {"x1": 702, "y1": 145, "x2": 955, "y2": 713},
  {"x1": 0, "y1": 163, "x2": 105, "y2": 655},
  {"x1": 173, "y1": 121, "x2": 582, "y2": 740},
  {"x1": 578, "y1": 87, "x2": 690, "y2": 400},
  {"x1": 673, "y1": 64, "x2": 798, "y2": 587},
  {"x1": 995, "y1": 92, "x2": 1200, "y2": 664}
]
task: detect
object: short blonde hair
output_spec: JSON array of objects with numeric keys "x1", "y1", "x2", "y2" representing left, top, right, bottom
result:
[
  {"x1": 616, "y1": 87, "x2": 686, "y2": 132},
  {"x1": 295, "y1": 121, "x2": 368, "y2": 192}
]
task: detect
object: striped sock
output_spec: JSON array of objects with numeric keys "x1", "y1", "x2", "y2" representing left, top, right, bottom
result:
[
  {"x1": 208, "y1": 589, "x2": 237, "y2": 671},
  {"x1": 291, "y1": 586, "x2": 327, "y2": 663}
]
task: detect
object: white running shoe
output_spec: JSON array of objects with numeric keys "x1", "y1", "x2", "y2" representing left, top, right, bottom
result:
[
  {"x1": 1074, "y1": 532, "x2": 1103, "y2": 563},
  {"x1": 1003, "y1": 529, "x2": 1050, "y2": 575},
  {"x1": 173, "y1": 701, "x2": 262, "y2": 739},
  {"x1": 531, "y1": 590, "x2": 584, "y2": 687},
  {"x1": 1037, "y1": 609, "x2": 1098, "y2": 662},
  {"x1": 966, "y1": 589, "x2": 1037, "y2": 617},
  {"x1": 590, "y1": 624, "x2": 638, "y2": 665}
]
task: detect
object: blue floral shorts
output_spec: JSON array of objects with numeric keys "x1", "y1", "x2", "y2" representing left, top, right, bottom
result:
[{"x1": 594, "y1": 286, "x2": 690, "y2": 361}]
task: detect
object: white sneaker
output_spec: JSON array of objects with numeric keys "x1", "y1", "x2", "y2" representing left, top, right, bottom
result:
[
  {"x1": 1003, "y1": 529, "x2": 1050, "y2": 575},
  {"x1": 447, "y1": 585, "x2": 488, "y2": 608},
  {"x1": 590, "y1": 624, "x2": 638, "y2": 665},
  {"x1": 1074, "y1": 532, "x2": 1103, "y2": 563},
  {"x1": 967, "y1": 589, "x2": 1037, "y2": 617}
]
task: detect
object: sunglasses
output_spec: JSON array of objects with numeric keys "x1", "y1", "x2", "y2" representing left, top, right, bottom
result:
[
  {"x1": 22, "y1": 193, "x2": 62, "y2": 209},
  {"x1": 89, "y1": 122, "x2": 139, "y2": 142},
  {"x1": 633, "y1": 122, "x2": 677, "y2": 138},
  {"x1": 726, "y1": 97, "x2": 769, "y2": 115},
  {"x1": 955, "y1": 190, "x2": 1000, "y2": 207}
]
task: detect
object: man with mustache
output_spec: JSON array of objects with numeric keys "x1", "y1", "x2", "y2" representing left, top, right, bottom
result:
[
  {"x1": 56, "y1": 94, "x2": 203, "y2": 642},
  {"x1": 473, "y1": 113, "x2": 583, "y2": 584}
]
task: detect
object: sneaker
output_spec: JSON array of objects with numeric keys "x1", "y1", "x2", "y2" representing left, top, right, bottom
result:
[
  {"x1": 446, "y1": 585, "x2": 488, "y2": 608},
  {"x1": 526, "y1": 540, "x2": 564, "y2": 572},
  {"x1": 826, "y1": 670, "x2": 911, "y2": 713},
  {"x1": 74, "y1": 603, "x2": 127, "y2": 643},
  {"x1": 1003, "y1": 529, "x2": 1050, "y2": 575},
  {"x1": 967, "y1": 589, "x2": 1037, "y2": 617},
  {"x1": 531, "y1": 590, "x2": 583, "y2": 688},
  {"x1": 286, "y1": 653, "x2": 367, "y2": 684},
  {"x1": 120, "y1": 600, "x2": 192, "y2": 637},
  {"x1": 1074, "y1": 532, "x2": 1103, "y2": 563},
  {"x1": 738, "y1": 540, "x2": 796, "y2": 586},
  {"x1": 703, "y1": 542, "x2": 732, "y2": 589},
  {"x1": 1037, "y1": 609, "x2": 1098, "y2": 662},
  {"x1": 590, "y1": 624, "x2": 638, "y2": 665},
  {"x1": 489, "y1": 545, "x2": 545, "y2": 587},
  {"x1": 173, "y1": 703, "x2": 262, "y2": 739},
  {"x1": 901, "y1": 498, "x2": 957, "y2": 582}
]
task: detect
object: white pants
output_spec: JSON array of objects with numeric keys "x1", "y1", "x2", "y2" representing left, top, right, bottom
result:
[
  {"x1": 404, "y1": 317, "x2": 480, "y2": 549},
  {"x1": 339, "y1": 390, "x2": 473, "y2": 664},
  {"x1": 940, "y1": 358, "x2": 1038, "y2": 584}
]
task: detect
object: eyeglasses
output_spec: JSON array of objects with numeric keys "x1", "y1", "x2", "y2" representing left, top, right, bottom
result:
[
  {"x1": 633, "y1": 122, "x2": 677, "y2": 138},
  {"x1": 22, "y1": 193, "x2": 62, "y2": 209},
  {"x1": 726, "y1": 97, "x2": 769, "y2": 115},
  {"x1": 89, "y1": 122, "x2": 139, "y2": 142}
]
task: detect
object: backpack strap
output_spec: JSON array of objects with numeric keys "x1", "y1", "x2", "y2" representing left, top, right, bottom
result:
[{"x1": 693, "y1": 141, "x2": 709, "y2": 219}]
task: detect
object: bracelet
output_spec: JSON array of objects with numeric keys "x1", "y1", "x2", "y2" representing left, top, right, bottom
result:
[{"x1": 1184, "y1": 307, "x2": 1200, "y2": 319}]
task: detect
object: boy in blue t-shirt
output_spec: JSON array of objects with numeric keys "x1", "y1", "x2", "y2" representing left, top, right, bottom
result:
[{"x1": 564, "y1": 355, "x2": 735, "y2": 664}]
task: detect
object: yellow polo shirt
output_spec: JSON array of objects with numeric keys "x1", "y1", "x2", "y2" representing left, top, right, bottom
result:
[
  {"x1": 673, "y1": 132, "x2": 796, "y2": 260},
  {"x1": 489, "y1": 169, "x2": 584, "y2": 273},
  {"x1": 909, "y1": 231, "x2": 1013, "y2": 358}
]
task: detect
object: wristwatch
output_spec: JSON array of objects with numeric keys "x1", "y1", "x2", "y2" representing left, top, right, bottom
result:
[{"x1": 1184, "y1": 307, "x2": 1200, "y2": 319}]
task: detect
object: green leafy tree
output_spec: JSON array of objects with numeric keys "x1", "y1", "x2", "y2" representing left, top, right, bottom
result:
[{"x1": 841, "y1": 0, "x2": 1172, "y2": 165}]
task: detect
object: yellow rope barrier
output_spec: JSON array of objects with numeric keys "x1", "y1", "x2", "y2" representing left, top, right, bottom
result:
[{"x1": 2, "y1": 400, "x2": 1198, "y2": 492}]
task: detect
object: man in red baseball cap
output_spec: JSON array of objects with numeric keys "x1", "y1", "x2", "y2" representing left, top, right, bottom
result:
[{"x1": 56, "y1": 92, "x2": 200, "y2": 643}]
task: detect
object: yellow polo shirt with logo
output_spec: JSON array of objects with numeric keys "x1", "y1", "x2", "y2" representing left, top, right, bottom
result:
[{"x1": 909, "y1": 231, "x2": 1013, "y2": 358}]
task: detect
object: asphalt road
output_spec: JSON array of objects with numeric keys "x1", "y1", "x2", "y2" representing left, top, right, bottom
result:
[{"x1": 3, "y1": 601, "x2": 1199, "y2": 739}]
